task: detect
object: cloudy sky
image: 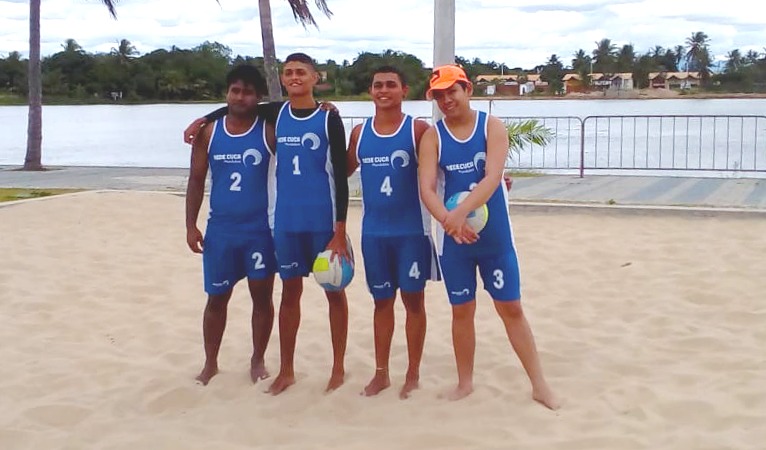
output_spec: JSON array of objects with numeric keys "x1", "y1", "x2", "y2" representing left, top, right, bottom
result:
[{"x1": 1, "y1": 0, "x2": 763, "y2": 69}]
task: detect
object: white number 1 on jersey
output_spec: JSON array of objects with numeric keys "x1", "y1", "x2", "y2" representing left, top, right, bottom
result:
[
  {"x1": 292, "y1": 155, "x2": 301, "y2": 175},
  {"x1": 380, "y1": 176, "x2": 393, "y2": 196}
]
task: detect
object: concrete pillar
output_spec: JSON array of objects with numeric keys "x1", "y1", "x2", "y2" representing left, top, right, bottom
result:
[{"x1": 432, "y1": 0, "x2": 455, "y2": 121}]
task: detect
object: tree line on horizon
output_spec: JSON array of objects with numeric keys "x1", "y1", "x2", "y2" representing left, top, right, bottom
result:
[{"x1": 1, "y1": 32, "x2": 765, "y2": 102}]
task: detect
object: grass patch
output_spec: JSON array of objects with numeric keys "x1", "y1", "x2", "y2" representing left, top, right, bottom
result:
[
  {"x1": 505, "y1": 170, "x2": 544, "y2": 178},
  {"x1": 0, "y1": 188, "x2": 81, "y2": 203}
]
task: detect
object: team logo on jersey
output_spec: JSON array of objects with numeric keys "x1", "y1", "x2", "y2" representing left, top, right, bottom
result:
[
  {"x1": 212, "y1": 153, "x2": 242, "y2": 163},
  {"x1": 390, "y1": 150, "x2": 410, "y2": 168},
  {"x1": 277, "y1": 132, "x2": 321, "y2": 150},
  {"x1": 473, "y1": 152, "x2": 486, "y2": 173},
  {"x1": 301, "y1": 132, "x2": 321, "y2": 150},
  {"x1": 361, "y1": 149, "x2": 410, "y2": 169},
  {"x1": 444, "y1": 151, "x2": 486, "y2": 174},
  {"x1": 242, "y1": 148, "x2": 263, "y2": 166}
]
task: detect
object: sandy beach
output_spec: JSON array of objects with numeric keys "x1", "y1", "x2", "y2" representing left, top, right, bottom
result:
[{"x1": 1, "y1": 191, "x2": 765, "y2": 449}]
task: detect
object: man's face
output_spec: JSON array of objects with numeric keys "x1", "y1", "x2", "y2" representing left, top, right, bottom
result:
[
  {"x1": 432, "y1": 82, "x2": 472, "y2": 118},
  {"x1": 226, "y1": 80, "x2": 260, "y2": 116},
  {"x1": 281, "y1": 61, "x2": 318, "y2": 96},
  {"x1": 370, "y1": 72, "x2": 408, "y2": 109}
]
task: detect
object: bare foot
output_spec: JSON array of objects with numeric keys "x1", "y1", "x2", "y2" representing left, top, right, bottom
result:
[
  {"x1": 325, "y1": 370, "x2": 345, "y2": 393},
  {"x1": 195, "y1": 364, "x2": 218, "y2": 386},
  {"x1": 250, "y1": 358, "x2": 270, "y2": 384},
  {"x1": 399, "y1": 377, "x2": 419, "y2": 399},
  {"x1": 362, "y1": 370, "x2": 390, "y2": 397},
  {"x1": 440, "y1": 382, "x2": 473, "y2": 401},
  {"x1": 267, "y1": 372, "x2": 295, "y2": 395},
  {"x1": 532, "y1": 384, "x2": 560, "y2": 410}
]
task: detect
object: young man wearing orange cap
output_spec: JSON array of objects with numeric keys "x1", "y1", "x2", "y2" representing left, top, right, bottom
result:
[{"x1": 417, "y1": 65, "x2": 559, "y2": 409}]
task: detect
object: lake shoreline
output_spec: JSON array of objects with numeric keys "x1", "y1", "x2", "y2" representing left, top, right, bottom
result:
[{"x1": 2, "y1": 90, "x2": 766, "y2": 107}]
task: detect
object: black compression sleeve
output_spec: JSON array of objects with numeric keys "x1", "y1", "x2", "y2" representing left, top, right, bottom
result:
[{"x1": 327, "y1": 110, "x2": 348, "y2": 223}]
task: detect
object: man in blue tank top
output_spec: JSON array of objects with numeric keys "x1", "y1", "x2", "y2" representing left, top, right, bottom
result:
[
  {"x1": 182, "y1": 54, "x2": 351, "y2": 395},
  {"x1": 268, "y1": 53, "x2": 351, "y2": 395},
  {"x1": 418, "y1": 65, "x2": 559, "y2": 409},
  {"x1": 346, "y1": 66, "x2": 437, "y2": 399},
  {"x1": 185, "y1": 65, "x2": 277, "y2": 386}
]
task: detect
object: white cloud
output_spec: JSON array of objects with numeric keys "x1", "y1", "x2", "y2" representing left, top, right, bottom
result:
[{"x1": 0, "y1": 0, "x2": 762, "y2": 68}]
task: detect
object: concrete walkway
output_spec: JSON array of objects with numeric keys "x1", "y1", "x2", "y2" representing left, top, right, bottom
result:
[{"x1": 2, "y1": 165, "x2": 765, "y2": 210}]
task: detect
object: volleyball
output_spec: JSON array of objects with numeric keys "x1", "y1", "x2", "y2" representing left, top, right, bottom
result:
[
  {"x1": 312, "y1": 244, "x2": 355, "y2": 291},
  {"x1": 445, "y1": 191, "x2": 489, "y2": 233}
]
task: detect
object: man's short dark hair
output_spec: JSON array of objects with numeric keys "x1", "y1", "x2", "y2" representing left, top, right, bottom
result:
[
  {"x1": 284, "y1": 52, "x2": 316, "y2": 71},
  {"x1": 226, "y1": 65, "x2": 268, "y2": 96},
  {"x1": 372, "y1": 65, "x2": 407, "y2": 87}
]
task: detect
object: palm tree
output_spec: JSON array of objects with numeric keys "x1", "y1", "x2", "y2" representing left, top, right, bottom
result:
[
  {"x1": 685, "y1": 31, "x2": 709, "y2": 72},
  {"x1": 592, "y1": 38, "x2": 617, "y2": 74},
  {"x1": 257, "y1": 0, "x2": 332, "y2": 101},
  {"x1": 616, "y1": 44, "x2": 635, "y2": 73},
  {"x1": 24, "y1": 0, "x2": 118, "y2": 170},
  {"x1": 110, "y1": 38, "x2": 138, "y2": 64},
  {"x1": 744, "y1": 50, "x2": 761, "y2": 66},
  {"x1": 725, "y1": 49, "x2": 743, "y2": 73}
]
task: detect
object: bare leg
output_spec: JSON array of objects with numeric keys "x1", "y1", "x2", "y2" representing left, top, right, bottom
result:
[
  {"x1": 363, "y1": 297, "x2": 394, "y2": 396},
  {"x1": 324, "y1": 289, "x2": 348, "y2": 392},
  {"x1": 494, "y1": 300, "x2": 559, "y2": 410},
  {"x1": 267, "y1": 277, "x2": 302, "y2": 395},
  {"x1": 445, "y1": 300, "x2": 476, "y2": 401},
  {"x1": 400, "y1": 290, "x2": 426, "y2": 399},
  {"x1": 196, "y1": 290, "x2": 233, "y2": 385},
  {"x1": 248, "y1": 276, "x2": 275, "y2": 383}
]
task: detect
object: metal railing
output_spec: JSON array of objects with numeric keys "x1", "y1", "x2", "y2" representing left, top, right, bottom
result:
[
  {"x1": 503, "y1": 114, "x2": 766, "y2": 177},
  {"x1": 349, "y1": 114, "x2": 766, "y2": 177}
]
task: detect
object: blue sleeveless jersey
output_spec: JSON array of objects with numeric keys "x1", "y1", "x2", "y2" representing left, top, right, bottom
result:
[
  {"x1": 357, "y1": 115, "x2": 431, "y2": 237},
  {"x1": 274, "y1": 102, "x2": 334, "y2": 232},
  {"x1": 207, "y1": 116, "x2": 275, "y2": 231},
  {"x1": 436, "y1": 111, "x2": 513, "y2": 256}
]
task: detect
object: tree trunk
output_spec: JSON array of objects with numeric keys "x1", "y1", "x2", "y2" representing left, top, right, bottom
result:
[
  {"x1": 258, "y1": 0, "x2": 283, "y2": 102},
  {"x1": 24, "y1": 0, "x2": 43, "y2": 170}
]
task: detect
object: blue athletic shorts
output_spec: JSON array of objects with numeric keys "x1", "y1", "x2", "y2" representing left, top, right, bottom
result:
[
  {"x1": 273, "y1": 231, "x2": 334, "y2": 279},
  {"x1": 203, "y1": 228, "x2": 277, "y2": 295},
  {"x1": 361, "y1": 234, "x2": 440, "y2": 300},
  {"x1": 438, "y1": 248, "x2": 521, "y2": 305}
]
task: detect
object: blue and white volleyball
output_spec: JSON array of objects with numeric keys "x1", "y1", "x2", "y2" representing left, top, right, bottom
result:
[
  {"x1": 445, "y1": 191, "x2": 489, "y2": 233},
  {"x1": 312, "y1": 243, "x2": 355, "y2": 291}
]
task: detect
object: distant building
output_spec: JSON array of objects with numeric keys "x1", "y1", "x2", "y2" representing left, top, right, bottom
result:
[{"x1": 649, "y1": 72, "x2": 701, "y2": 89}]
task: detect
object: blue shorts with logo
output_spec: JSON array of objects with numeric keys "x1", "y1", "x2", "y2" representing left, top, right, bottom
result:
[
  {"x1": 438, "y1": 246, "x2": 521, "y2": 305},
  {"x1": 273, "y1": 231, "x2": 334, "y2": 279},
  {"x1": 203, "y1": 227, "x2": 277, "y2": 296},
  {"x1": 361, "y1": 234, "x2": 440, "y2": 301}
]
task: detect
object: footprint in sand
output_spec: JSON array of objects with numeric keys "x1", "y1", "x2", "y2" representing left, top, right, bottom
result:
[
  {"x1": 23, "y1": 404, "x2": 91, "y2": 428},
  {"x1": 146, "y1": 386, "x2": 203, "y2": 414}
]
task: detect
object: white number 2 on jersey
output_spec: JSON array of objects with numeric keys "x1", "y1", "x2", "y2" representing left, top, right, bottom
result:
[
  {"x1": 230, "y1": 172, "x2": 242, "y2": 191},
  {"x1": 252, "y1": 252, "x2": 265, "y2": 270},
  {"x1": 380, "y1": 176, "x2": 393, "y2": 196}
]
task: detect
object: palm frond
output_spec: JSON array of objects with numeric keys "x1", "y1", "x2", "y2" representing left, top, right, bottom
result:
[
  {"x1": 100, "y1": 0, "x2": 119, "y2": 19},
  {"x1": 287, "y1": 0, "x2": 333, "y2": 28},
  {"x1": 506, "y1": 120, "x2": 554, "y2": 156}
]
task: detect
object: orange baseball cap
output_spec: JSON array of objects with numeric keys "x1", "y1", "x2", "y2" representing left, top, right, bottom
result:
[{"x1": 426, "y1": 65, "x2": 471, "y2": 99}]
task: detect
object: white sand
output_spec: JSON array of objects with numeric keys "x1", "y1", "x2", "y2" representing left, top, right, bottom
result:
[{"x1": 1, "y1": 191, "x2": 765, "y2": 450}]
